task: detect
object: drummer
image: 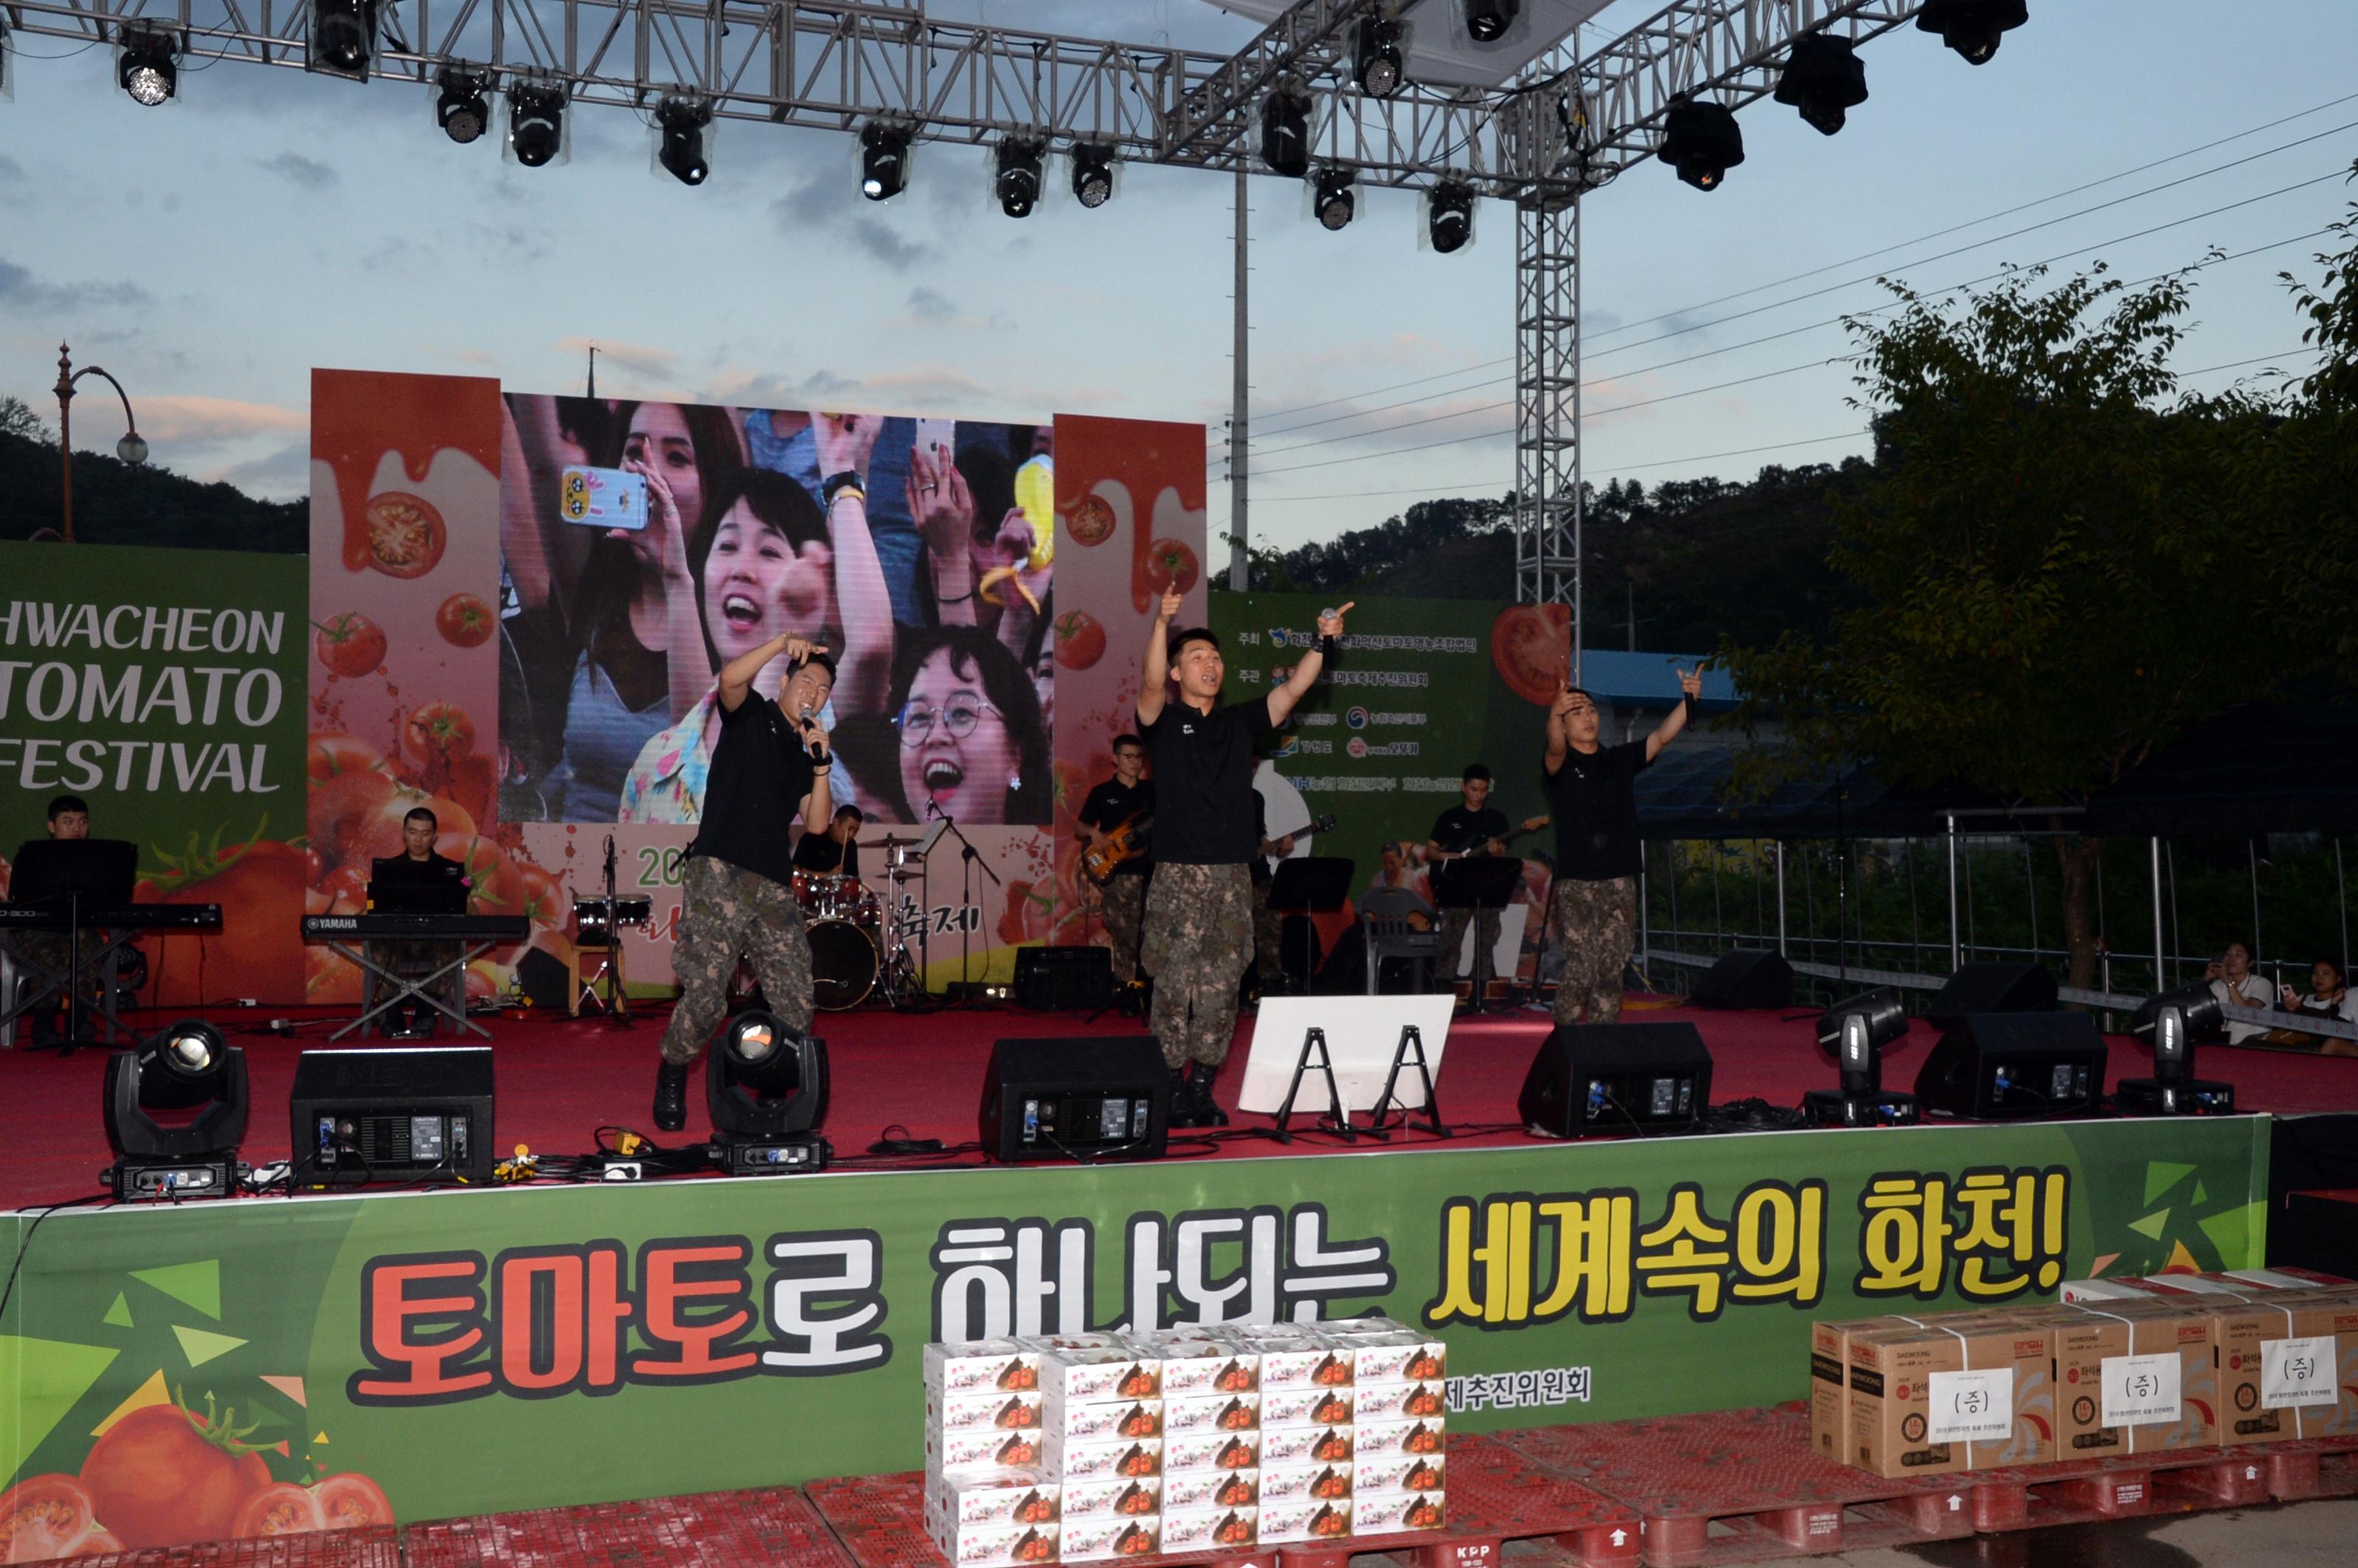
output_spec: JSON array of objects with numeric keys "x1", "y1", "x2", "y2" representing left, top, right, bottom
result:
[{"x1": 794, "y1": 805, "x2": 865, "y2": 879}]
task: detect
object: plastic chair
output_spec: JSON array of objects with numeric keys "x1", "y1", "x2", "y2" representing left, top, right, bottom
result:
[{"x1": 1359, "y1": 886, "x2": 1444, "y2": 995}]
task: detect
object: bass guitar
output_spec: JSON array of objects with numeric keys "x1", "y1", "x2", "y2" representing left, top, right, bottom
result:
[{"x1": 1082, "y1": 812, "x2": 1152, "y2": 883}]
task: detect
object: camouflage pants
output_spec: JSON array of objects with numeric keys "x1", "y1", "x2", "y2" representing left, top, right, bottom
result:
[
  {"x1": 1436, "y1": 907, "x2": 1503, "y2": 991},
  {"x1": 1140, "y1": 862, "x2": 1254, "y2": 1068},
  {"x1": 1553, "y1": 875, "x2": 1637, "y2": 1026},
  {"x1": 1252, "y1": 880, "x2": 1285, "y2": 983},
  {"x1": 662, "y1": 854, "x2": 813, "y2": 1065},
  {"x1": 1099, "y1": 872, "x2": 1148, "y2": 983}
]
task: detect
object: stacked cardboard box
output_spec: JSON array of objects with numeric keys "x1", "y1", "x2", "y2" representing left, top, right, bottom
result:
[
  {"x1": 1032, "y1": 1333, "x2": 1164, "y2": 1561},
  {"x1": 1237, "y1": 1325, "x2": 1356, "y2": 1544},
  {"x1": 1324, "y1": 1316, "x2": 1449, "y2": 1535},
  {"x1": 1141, "y1": 1327, "x2": 1262, "y2": 1553},
  {"x1": 925, "y1": 1341, "x2": 1058, "y2": 1565},
  {"x1": 1812, "y1": 1271, "x2": 2357, "y2": 1478}
]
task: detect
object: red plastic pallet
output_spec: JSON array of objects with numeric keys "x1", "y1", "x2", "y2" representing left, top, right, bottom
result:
[
  {"x1": 2247, "y1": 1434, "x2": 2358, "y2": 1503},
  {"x1": 1491, "y1": 1404, "x2": 1971, "y2": 1568},
  {"x1": 1952, "y1": 1443, "x2": 2283, "y2": 1533},
  {"x1": 48, "y1": 1527, "x2": 402, "y2": 1568},
  {"x1": 402, "y1": 1488, "x2": 853, "y2": 1568}
]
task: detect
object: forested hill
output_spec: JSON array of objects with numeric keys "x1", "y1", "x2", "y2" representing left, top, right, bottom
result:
[{"x1": 0, "y1": 430, "x2": 305, "y2": 553}]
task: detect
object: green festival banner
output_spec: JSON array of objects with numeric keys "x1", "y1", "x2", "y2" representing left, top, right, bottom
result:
[{"x1": 0, "y1": 1117, "x2": 2267, "y2": 1544}]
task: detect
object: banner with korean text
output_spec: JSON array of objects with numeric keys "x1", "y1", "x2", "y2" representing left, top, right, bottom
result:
[{"x1": 0, "y1": 1116, "x2": 2268, "y2": 1542}]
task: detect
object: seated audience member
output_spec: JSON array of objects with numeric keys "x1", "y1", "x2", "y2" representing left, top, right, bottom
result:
[
  {"x1": 2205, "y1": 938, "x2": 2273, "y2": 1045},
  {"x1": 2275, "y1": 958, "x2": 2358, "y2": 1056}
]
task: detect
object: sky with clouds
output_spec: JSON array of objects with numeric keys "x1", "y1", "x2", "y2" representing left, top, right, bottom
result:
[{"x1": 4, "y1": 0, "x2": 2357, "y2": 558}]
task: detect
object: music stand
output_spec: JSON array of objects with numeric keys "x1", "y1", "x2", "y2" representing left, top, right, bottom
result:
[
  {"x1": 4, "y1": 839, "x2": 137, "y2": 1051},
  {"x1": 1432, "y1": 855, "x2": 1522, "y2": 1012},
  {"x1": 1267, "y1": 856, "x2": 1354, "y2": 995}
]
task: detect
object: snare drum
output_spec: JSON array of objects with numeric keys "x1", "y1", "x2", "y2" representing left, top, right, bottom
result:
[{"x1": 809, "y1": 919, "x2": 879, "y2": 1011}]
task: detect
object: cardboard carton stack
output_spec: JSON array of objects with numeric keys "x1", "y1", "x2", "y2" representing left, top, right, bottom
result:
[
  {"x1": 1811, "y1": 1271, "x2": 2358, "y2": 1479},
  {"x1": 1141, "y1": 1328, "x2": 1261, "y2": 1554},
  {"x1": 1324, "y1": 1316, "x2": 1449, "y2": 1536},
  {"x1": 925, "y1": 1340, "x2": 1058, "y2": 1566},
  {"x1": 1236, "y1": 1325, "x2": 1357, "y2": 1544},
  {"x1": 1034, "y1": 1334, "x2": 1165, "y2": 1561}
]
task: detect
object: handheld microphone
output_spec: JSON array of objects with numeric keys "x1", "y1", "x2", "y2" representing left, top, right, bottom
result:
[{"x1": 797, "y1": 706, "x2": 829, "y2": 765}]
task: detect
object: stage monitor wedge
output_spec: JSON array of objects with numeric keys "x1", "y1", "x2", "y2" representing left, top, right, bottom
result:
[
  {"x1": 981, "y1": 1037, "x2": 1169, "y2": 1163},
  {"x1": 1927, "y1": 962, "x2": 2057, "y2": 1025},
  {"x1": 1692, "y1": 948, "x2": 1794, "y2": 1009},
  {"x1": 290, "y1": 1046, "x2": 495, "y2": 1186},
  {"x1": 1914, "y1": 1012, "x2": 2105, "y2": 1120},
  {"x1": 1519, "y1": 1022, "x2": 1712, "y2": 1138}
]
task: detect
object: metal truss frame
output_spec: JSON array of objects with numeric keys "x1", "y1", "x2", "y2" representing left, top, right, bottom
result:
[{"x1": 9, "y1": 0, "x2": 1928, "y2": 629}]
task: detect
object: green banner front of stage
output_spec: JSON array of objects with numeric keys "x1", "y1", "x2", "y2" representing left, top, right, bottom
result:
[{"x1": 1, "y1": 1119, "x2": 2268, "y2": 1536}]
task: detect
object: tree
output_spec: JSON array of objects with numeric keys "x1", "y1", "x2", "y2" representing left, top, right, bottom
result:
[
  {"x1": 0, "y1": 395, "x2": 51, "y2": 444},
  {"x1": 1716, "y1": 260, "x2": 2326, "y2": 990}
]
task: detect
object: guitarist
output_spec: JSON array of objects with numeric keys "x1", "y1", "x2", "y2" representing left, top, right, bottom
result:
[
  {"x1": 1426, "y1": 764, "x2": 1515, "y2": 1001},
  {"x1": 1079, "y1": 735, "x2": 1155, "y2": 984}
]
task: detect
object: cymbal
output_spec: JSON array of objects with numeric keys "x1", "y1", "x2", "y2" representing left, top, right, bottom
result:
[{"x1": 858, "y1": 839, "x2": 923, "y2": 855}]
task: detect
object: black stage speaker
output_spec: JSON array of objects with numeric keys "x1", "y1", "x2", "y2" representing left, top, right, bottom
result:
[
  {"x1": 1927, "y1": 962, "x2": 2057, "y2": 1025},
  {"x1": 1692, "y1": 948, "x2": 1794, "y2": 1009},
  {"x1": 1015, "y1": 946, "x2": 1115, "y2": 1011},
  {"x1": 979, "y1": 1037, "x2": 1169, "y2": 1163},
  {"x1": 514, "y1": 945, "x2": 573, "y2": 1010},
  {"x1": 1914, "y1": 1013, "x2": 2105, "y2": 1120},
  {"x1": 290, "y1": 1046, "x2": 496, "y2": 1185},
  {"x1": 1519, "y1": 1023, "x2": 1713, "y2": 1138}
]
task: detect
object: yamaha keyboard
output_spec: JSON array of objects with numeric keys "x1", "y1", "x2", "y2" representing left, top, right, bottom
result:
[
  {"x1": 0, "y1": 904, "x2": 223, "y2": 931},
  {"x1": 303, "y1": 914, "x2": 531, "y2": 942}
]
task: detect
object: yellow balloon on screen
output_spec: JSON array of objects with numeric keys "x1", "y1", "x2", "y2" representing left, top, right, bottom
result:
[{"x1": 1014, "y1": 455, "x2": 1055, "y2": 570}]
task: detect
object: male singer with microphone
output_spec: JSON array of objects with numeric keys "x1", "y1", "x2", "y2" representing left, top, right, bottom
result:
[{"x1": 653, "y1": 634, "x2": 835, "y2": 1132}]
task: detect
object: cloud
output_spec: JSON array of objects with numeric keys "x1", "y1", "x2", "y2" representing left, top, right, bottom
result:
[
  {"x1": 419, "y1": 343, "x2": 500, "y2": 368},
  {"x1": 255, "y1": 153, "x2": 340, "y2": 191},
  {"x1": 769, "y1": 172, "x2": 937, "y2": 271},
  {"x1": 134, "y1": 395, "x2": 309, "y2": 446},
  {"x1": 709, "y1": 363, "x2": 1123, "y2": 419},
  {"x1": 907, "y1": 287, "x2": 959, "y2": 323},
  {"x1": 0, "y1": 259, "x2": 152, "y2": 313},
  {"x1": 0, "y1": 157, "x2": 24, "y2": 186},
  {"x1": 559, "y1": 335, "x2": 682, "y2": 370},
  {"x1": 212, "y1": 441, "x2": 312, "y2": 500}
]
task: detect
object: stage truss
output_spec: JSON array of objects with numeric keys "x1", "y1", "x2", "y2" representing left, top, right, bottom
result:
[{"x1": 6, "y1": 0, "x2": 1928, "y2": 640}]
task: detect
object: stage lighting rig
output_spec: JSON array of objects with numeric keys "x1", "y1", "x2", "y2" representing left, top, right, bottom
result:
[
  {"x1": 1773, "y1": 34, "x2": 1869, "y2": 136},
  {"x1": 1354, "y1": 17, "x2": 1405, "y2": 97},
  {"x1": 1071, "y1": 143, "x2": 1116, "y2": 209},
  {"x1": 1427, "y1": 181, "x2": 1474, "y2": 253},
  {"x1": 708, "y1": 1010, "x2": 830, "y2": 1175},
  {"x1": 309, "y1": 0, "x2": 378, "y2": 83},
  {"x1": 1803, "y1": 987, "x2": 1919, "y2": 1126},
  {"x1": 1313, "y1": 167, "x2": 1357, "y2": 231},
  {"x1": 1260, "y1": 88, "x2": 1310, "y2": 180},
  {"x1": 117, "y1": 28, "x2": 178, "y2": 108},
  {"x1": 2120, "y1": 982, "x2": 2236, "y2": 1115},
  {"x1": 861, "y1": 122, "x2": 912, "y2": 200},
  {"x1": 1917, "y1": 0, "x2": 2029, "y2": 66},
  {"x1": 508, "y1": 81, "x2": 567, "y2": 168},
  {"x1": 657, "y1": 99, "x2": 713, "y2": 186},
  {"x1": 995, "y1": 138, "x2": 1044, "y2": 217},
  {"x1": 102, "y1": 1021, "x2": 248, "y2": 1200},
  {"x1": 1658, "y1": 98, "x2": 1743, "y2": 191},
  {"x1": 435, "y1": 68, "x2": 491, "y2": 144},
  {"x1": 1464, "y1": 1, "x2": 1519, "y2": 45}
]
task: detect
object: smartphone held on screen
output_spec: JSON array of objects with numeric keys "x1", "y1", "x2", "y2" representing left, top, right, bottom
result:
[
  {"x1": 916, "y1": 416, "x2": 956, "y2": 458},
  {"x1": 559, "y1": 464, "x2": 651, "y2": 531}
]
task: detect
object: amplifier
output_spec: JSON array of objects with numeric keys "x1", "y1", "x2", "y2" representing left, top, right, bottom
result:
[
  {"x1": 979, "y1": 1037, "x2": 1169, "y2": 1163},
  {"x1": 1014, "y1": 945, "x2": 1114, "y2": 1010},
  {"x1": 290, "y1": 1046, "x2": 495, "y2": 1186}
]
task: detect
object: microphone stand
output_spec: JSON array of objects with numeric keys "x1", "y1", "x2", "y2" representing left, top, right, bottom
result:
[
  {"x1": 596, "y1": 833, "x2": 632, "y2": 1026},
  {"x1": 926, "y1": 802, "x2": 998, "y2": 1007}
]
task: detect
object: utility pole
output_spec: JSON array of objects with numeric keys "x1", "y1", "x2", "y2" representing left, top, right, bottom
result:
[
  {"x1": 587, "y1": 343, "x2": 598, "y2": 398},
  {"x1": 1229, "y1": 165, "x2": 1248, "y2": 592},
  {"x1": 54, "y1": 343, "x2": 150, "y2": 544}
]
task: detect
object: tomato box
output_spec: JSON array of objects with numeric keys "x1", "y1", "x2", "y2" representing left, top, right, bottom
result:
[
  {"x1": 1354, "y1": 1453, "x2": 1444, "y2": 1495},
  {"x1": 1164, "y1": 1392, "x2": 1259, "y2": 1436},
  {"x1": 1163, "y1": 1430, "x2": 1259, "y2": 1474},
  {"x1": 1352, "y1": 1491, "x2": 1446, "y2": 1536},
  {"x1": 1040, "y1": 1438, "x2": 1161, "y2": 1481},
  {"x1": 1242, "y1": 1329, "x2": 1354, "y2": 1392},
  {"x1": 1040, "y1": 1345, "x2": 1162, "y2": 1404},
  {"x1": 1259, "y1": 1423, "x2": 1349, "y2": 1466},
  {"x1": 1060, "y1": 1477, "x2": 1162, "y2": 1521},
  {"x1": 1340, "y1": 1331, "x2": 1448, "y2": 1387},
  {"x1": 925, "y1": 1519, "x2": 1059, "y2": 1567},
  {"x1": 928, "y1": 1428, "x2": 1050, "y2": 1474},
  {"x1": 926, "y1": 1469, "x2": 1060, "y2": 1527},
  {"x1": 1257, "y1": 1499, "x2": 1351, "y2": 1544},
  {"x1": 1043, "y1": 1396, "x2": 1162, "y2": 1443},
  {"x1": 1353, "y1": 1419, "x2": 1445, "y2": 1460},
  {"x1": 1353, "y1": 1382, "x2": 1446, "y2": 1423},
  {"x1": 1140, "y1": 1331, "x2": 1260, "y2": 1397},
  {"x1": 1161, "y1": 1468, "x2": 1259, "y2": 1512},
  {"x1": 930, "y1": 1390, "x2": 1046, "y2": 1435},
  {"x1": 1259, "y1": 1463, "x2": 1353, "y2": 1505},
  {"x1": 926, "y1": 1340, "x2": 1044, "y2": 1396},
  {"x1": 1058, "y1": 1517, "x2": 1161, "y2": 1561},
  {"x1": 1161, "y1": 1507, "x2": 1257, "y2": 1553}
]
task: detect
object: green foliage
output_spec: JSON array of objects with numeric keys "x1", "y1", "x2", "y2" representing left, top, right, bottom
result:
[
  {"x1": 0, "y1": 429, "x2": 305, "y2": 551},
  {"x1": 0, "y1": 395, "x2": 52, "y2": 444}
]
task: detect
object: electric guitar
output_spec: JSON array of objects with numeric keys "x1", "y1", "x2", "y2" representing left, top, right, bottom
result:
[
  {"x1": 1082, "y1": 812, "x2": 1153, "y2": 883},
  {"x1": 1425, "y1": 815, "x2": 1550, "y2": 861}
]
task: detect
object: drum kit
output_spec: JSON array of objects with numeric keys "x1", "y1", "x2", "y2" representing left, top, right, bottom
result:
[{"x1": 771, "y1": 833, "x2": 937, "y2": 1012}]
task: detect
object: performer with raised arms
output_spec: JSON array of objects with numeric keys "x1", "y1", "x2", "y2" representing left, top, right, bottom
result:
[{"x1": 1136, "y1": 590, "x2": 1351, "y2": 1127}]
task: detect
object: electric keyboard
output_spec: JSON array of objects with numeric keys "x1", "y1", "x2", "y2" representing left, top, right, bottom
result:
[
  {"x1": 0, "y1": 904, "x2": 223, "y2": 931},
  {"x1": 302, "y1": 914, "x2": 531, "y2": 942}
]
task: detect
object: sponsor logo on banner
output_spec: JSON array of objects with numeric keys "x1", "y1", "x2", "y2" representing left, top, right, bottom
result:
[{"x1": 1346, "y1": 707, "x2": 1370, "y2": 729}]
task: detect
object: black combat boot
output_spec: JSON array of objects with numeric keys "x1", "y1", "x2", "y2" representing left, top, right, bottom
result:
[
  {"x1": 1189, "y1": 1059, "x2": 1231, "y2": 1128},
  {"x1": 1166, "y1": 1065, "x2": 1197, "y2": 1130},
  {"x1": 654, "y1": 1060, "x2": 690, "y2": 1133}
]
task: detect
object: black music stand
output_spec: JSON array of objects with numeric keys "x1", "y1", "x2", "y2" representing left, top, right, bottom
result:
[
  {"x1": 1267, "y1": 856, "x2": 1354, "y2": 995},
  {"x1": 3, "y1": 839, "x2": 137, "y2": 1051},
  {"x1": 1432, "y1": 855, "x2": 1522, "y2": 1014}
]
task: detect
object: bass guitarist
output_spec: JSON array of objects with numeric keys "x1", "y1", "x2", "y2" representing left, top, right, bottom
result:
[
  {"x1": 1079, "y1": 733, "x2": 1155, "y2": 984},
  {"x1": 1425, "y1": 763, "x2": 1545, "y2": 1005}
]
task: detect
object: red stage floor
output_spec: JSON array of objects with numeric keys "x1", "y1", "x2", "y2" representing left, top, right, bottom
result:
[{"x1": 7, "y1": 997, "x2": 2356, "y2": 1210}]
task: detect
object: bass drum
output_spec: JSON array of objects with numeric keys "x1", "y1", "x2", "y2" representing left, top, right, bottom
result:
[{"x1": 809, "y1": 918, "x2": 880, "y2": 1012}]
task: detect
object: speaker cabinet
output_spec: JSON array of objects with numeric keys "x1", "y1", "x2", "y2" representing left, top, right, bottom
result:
[
  {"x1": 290, "y1": 1046, "x2": 495, "y2": 1185},
  {"x1": 1014, "y1": 946, "x2": 1116, "y2": 1011},
  {"x1": 1692, "y1": 948, "x2": 1794, "y2": 1009},
  {"x1": 1928, "y1": 962, "x2": 2057, "y2": 1025},
  {"x1": 1518, "y1": 1022, "x2": 1714, "y2": 1138},
  {"x1": 980, "y1": 1037, "x2": 1170, "y2": 1163},
  {"x1": 1914, "y1": 1012, "x2": 2105, "y2": 1119}
]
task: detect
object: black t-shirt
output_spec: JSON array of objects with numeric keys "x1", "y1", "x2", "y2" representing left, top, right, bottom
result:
[
  {"x1": 690, "y1": 693, "x2": 818, "y2": 888},
  {"x1": 1079, "y1": 779, "x2": 1156, "y2": 875},
  {"x1": 792, "y1": 830, "x2": 860, "y2": 878},
  {"x1": 1543, "y1": 740, "x2": 1651, "y2": 881},
  {"x1": 1137, "y1": 696, "x2": 1274, "y2": 865},
  {"x1": 368, "y1": 852, "x2": 470, "y2": 913},
  {"x1": 1430, "y1": 804, "x2": 1511, "y2": 856}
]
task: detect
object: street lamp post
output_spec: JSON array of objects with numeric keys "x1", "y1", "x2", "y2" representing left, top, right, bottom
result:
[{"x1": 55, "y1": 342, "x2": 150, "y2": 544}]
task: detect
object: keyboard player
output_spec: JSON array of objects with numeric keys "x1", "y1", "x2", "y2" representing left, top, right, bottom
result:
[
  {"x1": 365, "y1": 807, "x2": 472, "y2": 1038},
  {"x1": 6, "y1": 794, "x2": 101, "y2": 1046}
]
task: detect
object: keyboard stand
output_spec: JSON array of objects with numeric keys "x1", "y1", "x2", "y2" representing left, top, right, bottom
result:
[
  {"x1": 323, "y1": 936, "x2": 499, "y2": 1041},
  {"x1": 0, "y1": 925, "x2": 139, "y2": 1050}
]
